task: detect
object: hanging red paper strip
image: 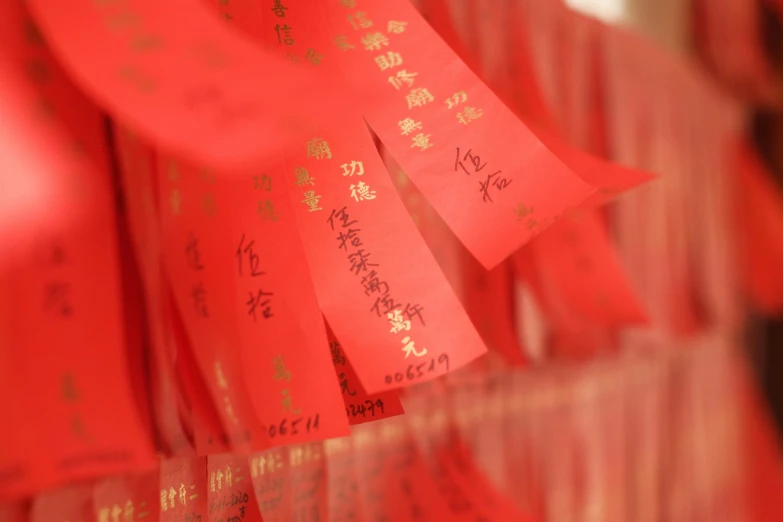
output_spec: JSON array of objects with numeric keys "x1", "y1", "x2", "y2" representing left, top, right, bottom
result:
[
  {"x1": 160, "y1": 458, "x2": 208, "y2": 522},
  {"x1": 1, "y1": 0, "x2": 155, "y2": 497},
  {"x1": 220, "y1": 167, "x2": 351, "y2": 445},
  {"x1": 25, "y1": 0, "x2": 348, "y2": 172},
  {"x1": 249, "y1": 448, "x2": 291, "y2": 521},
  {"x1": 114, "y1": 127, "x2": 194, "y2": 457},
  {"x1": 288, "y1": 443, "x2": 328, "y2": 522},
  {"x1": 156, "y1": 157, "x2": 266, "y2": 452},
  {"x1": 93, "y1": 468, "x2": 161, "y2": 522},
  {"x1": 207, "y1": 455, "x2": 263, "y2": 522}
]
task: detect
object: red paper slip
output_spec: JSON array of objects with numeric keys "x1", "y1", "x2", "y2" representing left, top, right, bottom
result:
[
  {"x1": 156, "y1": 157, "x2": 265, "y2": 451},
  {"x1": 531, "y1": 211, "x2": 648, "y2": 328},
  {"x1": 94, "y1": 468, "x2": 160, "y2": 522},
  {"x1": 249, "y1": 448, "x2": 291, "y2": 521},
  {"x1": 287, "y1": 443, "x2": 328, "y2": 522},
  {"x1": 324, "y1": 438, "x2": 367, "y2": 522},
  {"x1": 114, "y1": 128, "x2": 194, "y2": 456},
  {"x1": 327, "y1": 334, "x2": 405, "y2": 425},
  {"x1": 160, "y1": 458, "x2": 208, "y2": 522},
  {"x1": 307, "y1": 0, "x2": 602, "y2": 269},
  {"x1": 25, "y1": 0, "x2": 347, "y2": 172},
  {"x1": 207, "y1": 455, "x2": 262, "y2": 522},
  {"x1": 221, "y1": 167, "x2": 350, "y2": 445}
]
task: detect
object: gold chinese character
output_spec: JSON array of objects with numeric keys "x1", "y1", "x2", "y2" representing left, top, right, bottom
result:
[
  {"x1": 99, "y1": 507, "x2": 110, "y2": 522},
  {"x1": 410, "y1": 132, "x2": 433, "y2": 151},
  {"x1": 361, "y1": 32, "x2": 388, "y2": 51},
  {"x1": 225, "y1": 465, "x2": 232, "y2": 488},
  {"x1": 375, "y1": 52, "x2": 403, "y2": 70},
  {"x1": 123, "y1": 501, "x2": 133, "y2": 522},
  {"x1": 295, "y1": 167, "x2": 315, "y2": 186},
  {"x1": 457, "y1": 106, "x2": 483, "y2": 125},
  {"x1": 332, "y1": 35, "x2": 354, "y2": 51},
  {"x1": 202, "y1": 192, "x2": 216, "y2": 216},
  {"x1": 306, "y1": 137, "x2": 332, "y2": 159},
  {"x1": 290, "y1": 446, "x2": 304, "y2": 467},
  {"x1": 258, "y1": 200, "x2": 279, "y2": 221},
  {"x1": 210, "y1": 470, "x2": 216, "y2": 492},
  {"x1": 388, "y1": 70, "x2": 417, "y2": 90},
  {"x1": 339, "y1": 0, "x2": 356, "y2": 7},
  {"x1": 347, "y1": 11, "x2": 372, "y2": 29},
  {"x1": 169, "y1": 189, "x2": 182, "y2": 215},
  {"x1": 350, "y1": 181, "x2": 376, "y2": 202},
  {"x1": 223, "y1": 396, "x2": 240, "y2": 425},
  {"x1": 250, "y1": 457, "x2": 259, "y2": 477},
  {"x1": 387, "y1": 309, "x2": 411, "y2": 333},
  {"x1": 400, "y1": 336, "x2": 427, "y2": 358},
  {"x1": 159, "y1": 491, "x2": 168, "y2": 511},
  {"x1": 387, "y1": 20, "x2": 408, "y2": 34},
  {"x1": 405, "y1": 88, "x2": 434, "y2": 109},
  {"x1": 445, "y1": 91, "x2": 468, "y2": 109},
  {"x1": 168, "y1": 487, "x2": 176, "y2": 508},
  {"x1": 214, "y1": 362, "x2": 228, "y2": 389},
  {"x1": 111, "y1": 504, "x2": 122, "y2": 522},
  {"x1": 254, "y1": 174, "x2": 272, "y2": 191},
  {"x1": 513, "y1": 203, "x2": 534, "y2": 221},
  {"x1": 340, "y1": 160, "x2": 364, "y2": 177},
  {"x1": 273, "y1": 355, "x2": 292, "y2": 382},
  {"x1": 281, "y1": 389, "x2": 302, "y2": 414},
  {"x1": 179, "y1": 484, "x2": 187, "y2": 505},
  {"x1": 304, "y1": 48, "x2": 323, "y2": 65},
  {"x1": 398, "y1": 118, "x2": 422, "y2": 136},
  {"x1": 301, "y1": 191, "x2": 322, "y2": 212},
  {"x1": 216, "y1": 469, "x2": 224, "y2": 490}
]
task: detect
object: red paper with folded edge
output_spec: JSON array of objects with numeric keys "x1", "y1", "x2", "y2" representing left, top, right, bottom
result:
[{"x1": 26, "y1": 0, "x2": 353, "y2": 172}]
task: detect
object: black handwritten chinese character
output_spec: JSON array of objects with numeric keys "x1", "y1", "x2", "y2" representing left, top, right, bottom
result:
[
  {"x1": 402, "y1": 302, "x2": 425, "y2": 326},
  {"x1": 235, "y1": 233, "x2": 265, "y2": 277},
  {"x1": 454, "y1": 147, "x2": 486, "y2": 175},
  {"x1": 348, "y1": 249, "x2": 378, "y2": 275},
  {"x1": 478, "y1": 170, "x2": 512, "y2": 203},
  {"x1": 361, "y1": 270, "x2": 389, "y2": 296},
  {"x1": 191, "y1": 282, "x2": 209, "y2": 317},
  {"x1": 339, "y1": 373, "x2": 356, "y2": 396},
  {"x1": 185, "y1": 232, "x2": 205, "y2": 271},
  {"x1": 247, "y1": 290, "x2": 274, "y2": 321},
  {"x1": 337, "y1": 228, "x2": 362, "y2": 251},
  {"x1": 327, "y1": 206, "x2": 358, "y2": 231},
  {"x1": 330, "y1": 343, "x2": 346, "y2": 366},
  {"x1": 370, "y1": 292, "x2": 400, "y2": 317},
  {"x1": 44, "y1": 281, "x2": 72, "y2": 317},
  {"x1": 271, "y1": 0, "x2": 288, "y2": 17}
]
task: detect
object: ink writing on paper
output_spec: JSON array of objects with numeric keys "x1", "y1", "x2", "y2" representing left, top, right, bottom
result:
[{"x1": 454, "y1": 147, "x2": 511, "y2": 203}]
